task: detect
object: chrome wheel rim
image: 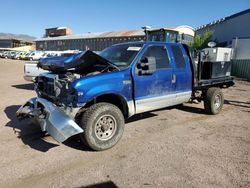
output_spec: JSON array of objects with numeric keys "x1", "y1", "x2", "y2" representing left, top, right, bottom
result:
[
  {"x1": 95, "y1": 114, "x2": 117, "y2": 141},
  {"x1": 214, "y1": 94, "x2": 221, "y2": 110}
]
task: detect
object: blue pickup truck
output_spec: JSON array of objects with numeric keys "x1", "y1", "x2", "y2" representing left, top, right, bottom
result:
[{"x1": 16, "y1": 41, "x2": 234, "y2": 150}]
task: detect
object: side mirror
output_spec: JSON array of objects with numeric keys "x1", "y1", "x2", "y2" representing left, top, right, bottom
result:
[{"x1": 136, "y1": 57, "x2": 156, "y2": 75}]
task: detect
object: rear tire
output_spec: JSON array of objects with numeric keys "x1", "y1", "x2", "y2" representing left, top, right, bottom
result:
[
  {"x1": 204, "y1": 87, "x2": 224, "y2": 115},
  {"x1": 80, "y1": 102, "x2": 125, "y2": 151}
]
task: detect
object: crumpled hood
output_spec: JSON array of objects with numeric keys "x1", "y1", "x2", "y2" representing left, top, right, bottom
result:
[{"x1": 37, "y1": 50, "x2": 118, "y2": 72}]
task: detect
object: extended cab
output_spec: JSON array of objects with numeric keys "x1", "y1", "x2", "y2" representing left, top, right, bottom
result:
[{"x1": 16, "y1": 42, "x2": 234, "y2": 151}]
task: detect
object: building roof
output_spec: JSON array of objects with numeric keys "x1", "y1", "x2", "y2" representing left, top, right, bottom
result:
[
  {"x1": 195, "y1": 8, "x2": 250, "y2": 31},
  {"x1": 35, "y1": 30, "x2": 145, "y2": 42},
  {"x1": 46, "y1": 26, "x2": 68, "y2": 30},
  {"x1": 0, "y1": 38, "x2": 34, "y2": 43},
  {"x1": 35, "y1": 26, "x2": 195, "y2": 42},
  {"x1": 227, "y1": 8, "x2": 250, "y2": 20},
  {"x1": 0, "y1": 33, "x2": 36, "y2": 42},
  {"x1": 173, "y1": 25, "x2": 195, "y2": 36},
  {"x1": 148, "y1": 25, "x2": 195, "y2": 36}
]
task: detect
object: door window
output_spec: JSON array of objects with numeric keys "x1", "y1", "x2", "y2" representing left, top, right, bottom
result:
[{"x1": 141, "y1": 46, "x2": 170, "y2": 69}]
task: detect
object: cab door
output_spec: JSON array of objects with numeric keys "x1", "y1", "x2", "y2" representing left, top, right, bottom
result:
[
  {"x1": 132, "y1": 44, "x2": 175, "y2": 114},
  {"x1": 168, "y1": 44, "x2": 192, "y2": 102}
]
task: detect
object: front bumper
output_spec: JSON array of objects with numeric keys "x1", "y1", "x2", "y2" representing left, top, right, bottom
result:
[{"x1": 16, "y1": 97, "x2": 83, "y2": 142}]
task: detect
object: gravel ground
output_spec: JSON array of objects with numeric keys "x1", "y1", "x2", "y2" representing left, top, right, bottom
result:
[{"x1": 0, "y1": 59, "x2": 249, "y2": 188}]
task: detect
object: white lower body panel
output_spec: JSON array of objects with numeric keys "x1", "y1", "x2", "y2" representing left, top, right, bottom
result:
[{"x1": 135, "y1": 91, "x2": 191, "y2": 114}]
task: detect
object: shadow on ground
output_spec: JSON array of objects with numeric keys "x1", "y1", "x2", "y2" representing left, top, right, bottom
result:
[
  {"x1": 3, "y1": 101, "x2": 212, "y2": 152},
  {"x1": 12, "y1": 83, "x2": 34, "y2": 90},
  {"x1": 4, "y1": 105, "x2": 92, "y2": 152},
  {"x1": 63, "y1": 135, "x2": 92, "y2": 152},
  {"x1": 78, "y1": 181, "x2": 118, "y2": 188},
  {"x1": 225, "y1": 99, "x2": 250, "y2": 108},
  {"x1": 126, "y1": 112, "x2": 157, "y2": 124},
  {"x1": 126, "y1": 103, "x2": 207, "y2": 124},
  {"x1": 175, "y1": 104, "x2": 206, "y2": 114},
  {"x1": 4, "y1": 105, "x2": 59, "y2": 152}
]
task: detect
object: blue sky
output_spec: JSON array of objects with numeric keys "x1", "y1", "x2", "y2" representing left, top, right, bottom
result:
[{"x1": 0, "y1": 0, "x2": 249, "y2": 38}]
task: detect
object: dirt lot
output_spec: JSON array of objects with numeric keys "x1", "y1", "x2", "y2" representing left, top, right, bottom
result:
[{"x1": 0, "y1": 58, "x2": 249, "y2": 188}]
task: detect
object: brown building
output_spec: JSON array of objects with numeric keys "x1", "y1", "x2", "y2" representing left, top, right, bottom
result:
[
  {"x1": 36, "y1": 30, "x2": 145, "y2": 51},
  {"x1": 45, "y1": 27, "x2": 72, "y2": 37},
  {"x1": 0, "y1": 38, "x2": 33, "y2": 48}
]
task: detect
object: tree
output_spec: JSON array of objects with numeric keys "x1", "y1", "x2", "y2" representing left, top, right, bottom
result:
[{"x1": 190, "y1": 31, "x2": 213, "y2": 50}]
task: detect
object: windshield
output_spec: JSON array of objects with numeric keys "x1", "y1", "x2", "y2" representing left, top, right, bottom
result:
[{"x1": 99, "y1": 43, "x2": 143, "y2": 67}]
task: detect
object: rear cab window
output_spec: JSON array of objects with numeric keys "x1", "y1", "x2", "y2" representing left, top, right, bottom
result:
[{"x1": 170, "y1": 45, "x2": 186, "y2": 69}]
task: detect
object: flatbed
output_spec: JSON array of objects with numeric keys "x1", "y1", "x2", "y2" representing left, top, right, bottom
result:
[{"x1": 195, "y1": 77, "x2": 234, "y2": 90}]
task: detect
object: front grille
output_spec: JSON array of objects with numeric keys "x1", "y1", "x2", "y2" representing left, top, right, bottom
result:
[
  {"x1": 37, "y1": 76, "x2": 55, "y2": 97},
  {"x1": 35, "y1": 73, "x2": 76, "y2": 106}
]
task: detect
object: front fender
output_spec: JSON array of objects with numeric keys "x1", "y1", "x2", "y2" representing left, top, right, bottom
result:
[
  {"x1": 71, "y1": 69, "x2": 135, "y2": 116},
  {"x1": 72, "y1": 69, "x2": 133, "y2": 104}
]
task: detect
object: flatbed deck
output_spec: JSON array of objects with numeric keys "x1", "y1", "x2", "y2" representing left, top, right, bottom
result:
[{"x1": 194, "y1": 76, "x2": 234, "y2": 90}]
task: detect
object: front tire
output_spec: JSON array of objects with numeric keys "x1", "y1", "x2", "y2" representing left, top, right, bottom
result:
[
  {"x1": 204, "y1": 87, "x2": 224, "y2": 115},
  {"x1": 80, "y1": 102, "x2": 125, "y2": 151}
]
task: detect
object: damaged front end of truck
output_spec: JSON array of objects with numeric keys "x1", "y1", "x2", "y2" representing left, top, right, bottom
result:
[
  {"x1": 16, "y1": 97, "x2": 83, "y2": 142},
  {"x1": 16, "y1": 50, "x2": 120, "y2": 142}
]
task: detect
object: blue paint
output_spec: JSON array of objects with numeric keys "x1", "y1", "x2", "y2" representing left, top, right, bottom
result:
[
  {"x1": 71, "y1": 68, "x2": 133, "y2": 103},
  {"x1": 70, "y1": 42, "x2": 192, "y2": 109}
]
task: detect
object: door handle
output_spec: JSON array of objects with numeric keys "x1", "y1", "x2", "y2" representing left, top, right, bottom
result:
[{"x1": 172, "y1": 74, "x2": 176, "y2": 84}]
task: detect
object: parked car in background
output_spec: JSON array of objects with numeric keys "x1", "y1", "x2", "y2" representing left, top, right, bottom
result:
[
  {"x1": 3, "y1": 51, "x2": 9, "y2": 58},
  {"x1": 1, "y1": 51, "x2": 8, "y2": 58},
  {"x1": 41, "y1": 51, "x2": 58, "y2": 58},
  {"x1": 61, "y1": 50, "x2": 81, "y2": 57},
  {"x1": 24, "y1": 62, "x2": 49, "y2": 81},
  {"x1": 5, "y1": 51, "x2": 10, "y2": 58},
  {"x1": 14, "y1": 51, "x2": 26, "y2": 60},
  {"x1": 0, "y1": 51, "x2": 31, "y2": 60},
  {"x1": 27, "y1": 51, "x2": 45, "y2": 61},
  {"x1": 20, "y1": 52, "x2": 32, "y2": 60},
  {"x1": 23, "y1": 50, "x2": 81, "y2": 82},
  {"x1": 0, "y1": 51, "x2": 4, "y2": 58},
  {"x1": 10, "y1": 51, "x2": 18, "y2": 59},
  {"x1": 41, "y1": 51, "x2": 60, "y2": 58},
  {"x1": 41, "y1": 50, "x2": 81, "y2": 58},
  {"x1": 6, "y1": 51, "x2": 16, "y2": 59},
  {"x1": 20, "y1": 52, "x2": 28, "y2": 60},
  {"x1": 13, "y1": 51, "x2": 20, "y2": 59}
]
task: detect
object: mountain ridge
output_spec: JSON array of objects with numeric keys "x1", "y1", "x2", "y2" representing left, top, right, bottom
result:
[{"x1": 0, "y1": 33, "x2": 36, "y2": 41}]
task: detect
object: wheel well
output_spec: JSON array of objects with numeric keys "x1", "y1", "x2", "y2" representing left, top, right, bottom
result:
[{"x1": 83, "y1": 94, "x2": 129, "y2": 118}]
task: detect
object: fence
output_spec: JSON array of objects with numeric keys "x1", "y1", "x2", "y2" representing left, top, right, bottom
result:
[{"x1": 231, "y1": 59, "x2": 250, "y2": 80}]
